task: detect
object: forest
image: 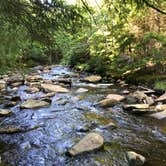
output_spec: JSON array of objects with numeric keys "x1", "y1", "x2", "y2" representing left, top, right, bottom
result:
[{"x1": 0, "y1": 0, "x2": 166, "y2": 166}]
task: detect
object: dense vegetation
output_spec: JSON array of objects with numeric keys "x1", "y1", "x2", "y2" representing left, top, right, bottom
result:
[{"x1": 0, "y1": 0, "x2": 166, "y2": 86}]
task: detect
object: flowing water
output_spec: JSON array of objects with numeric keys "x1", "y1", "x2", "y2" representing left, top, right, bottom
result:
[{"x1": 0, "y1": 66, "x2": 166, "y2": 166}]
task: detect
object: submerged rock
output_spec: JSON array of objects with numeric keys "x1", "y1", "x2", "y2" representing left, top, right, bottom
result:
[
  {"x1": 0, "y1": 109, "x2": 12, "y2": 116},
  {"x1": 20, "y1": 99, "x2": 49, "y2": 109},
  {"x1": 41, "y1": 83, "x2": 69, "y2": 93},
  {"x1": 69, "y1": 132, "x2": 104, "y2": 156},
  {"x1": 127, "y1": 151, "x2": 146, "y2": 166},
  {"x1": 82, "y1": 75, "x2": 102, "y2": 83},
  {"x1": 0, "y1": 125, "x2": 39, "y2": 134},
  {"x1": 150, "y1": 110, "x2": 166, "y2": 120}
]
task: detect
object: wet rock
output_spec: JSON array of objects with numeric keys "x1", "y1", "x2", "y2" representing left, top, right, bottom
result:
[
  {"x1": 42, "y1": 92, "x2": 56, "y2": 98},
  {"x1": 69, "y1": 133, "x2": 104, "y2": 156},
  {"x1": 0, "y1": 155, "x2": 1, "y2": 164},
  {"x1": 0, "y1": 109, "x2": 12, "y2": 116},
  {"x1": 97, "y1": 94, "x2": 125, "y2": 107},
  {"x1": 155, "y1": 104, "x2": 166, "y2": 111},
  {"x1": 73, "y1": 83, "x2": 113, "y2": 88},
  {"x1": 76, "y1": 124, "x2": 91, "y2": 132},
  {"x1": 120, "y1": 90, "x2": 130, "y2": 95},
  {"x1": 132, "y1": 91, "x2": 154, "y2": 105},
  {"x1": 0, "y1": 80, "x2": 6, "y2": 90},
  {"x1": 138, "y1": 86, "x2": 155, "y2": 94},
  {"x1": 27, "y1": 75, "x2": 43, "y2": 82},
  {"x1": 82, "y1": 75, "x2": 102, "y2": 83},
  {"x1": 106, "y1": 94, "x2": 125, "y2": 101},
  {"x1": 4, "y1": 101, "x2": 17, "y2": 107},
  {"x1": 26, "y1": 87, "x2": 40, "y2": 94},
  {"x1": 76, "y1": 88, "x2": 89, "y2": 93},
  {"x1": 32, "y1": 65, "x2": 43, "y2": 71},
  {"x1": 156, "y1": 92, "x2": 166, "y2": 102},
  {"x1": 99, "y1": 122, "x2": 117, "y2": 130},
  {"x1": 150, "y1": 110, "x2": 166, "y2": 120},
  {"x1": 28, "y1": 82, "x2": 41, "y2": 88},
  {"x1": 11, "y1": 95, "x2": 21, "y2": 102},
  {"x1": 20, "y1": 99, "x2": 49, "y2": 109},
  {"x1": 97, "y1": 98, "x2": 118, "y2": 107},
  {"x1": 127, "y1": 151, "x2": 146, "y2": 166},
  {"x1": 57, "y1": 99, "x2": 68, "y2": 105},
  {"x1": 123, "y1": 104, "x2": 149, "y2": 110},
  {"x1": 76, "y1": 105, "x2": 91, "y2": 111},
  {"x1": 11, "y1": 81, "x2": 24, "y2": 87},
  {"x1": 0, "y1": 125, "x2": 40, "y2": 134},
  {"x1": 41, "y1": 83, "x2": 69, "y2": 93},
  {"x1": 20, "y1": 141, "x2": 31, "y2": 150},
  {"x1": 7, "y1": 75, "x2": 24, "y2": 85}
]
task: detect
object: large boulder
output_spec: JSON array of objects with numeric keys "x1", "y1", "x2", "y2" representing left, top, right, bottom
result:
[
  {"x1": 82, "y1": 75, "x2": 102, "y2": 83},
  {"x1": 127, "y1": 151, "x2": 146, "y2": 166},
  {"x1": 69, "y1": 133, "x2": 104, "y2": 156},
  {"x1": 0, "y1": 109, "x2": 12, "y2": 116},
  {"x1": 41, "y1": 83, "x2": 69, "y2": 93},
  {"x1": 20, "y1": 99, "x2": 49, "y2": 109}
]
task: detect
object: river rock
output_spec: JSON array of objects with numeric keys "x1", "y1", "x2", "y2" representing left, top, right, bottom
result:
[
  {"x1": 150, "y1": 110, "x2": 166, "y2": 120},
  {"x1": 11, "y1": 81, "x2": 23, "y2": 87},
  {"x1": 27, "y1": 75, "x2": 43, "y2": 82},
  {"x1": 97, "y1": 98, "x2": 118, "y2": 107},
  {"x1": 82, "y1": 75, "x2": 102, "y2": 83},
  {"x1": 156, "y1": 92, "x2": 166, "y2": 102},
  {"x1": 20, "y1": 99, "x2": 49, "y2": 109},
  {"x1": 0, "y1": 109, "x2": 12, "y2": 116},
  {"x1": 0, "y1": 125, "x2": 39, "y2": 134},
  {"x1": 127, "y1": 151, "x2": 146, "y2": 166},
  {"x1": 106, "y1": 94, "x2": 125, "y2": 101},
  {"x1": 26, "y1": 87, "x2": 40, "y2": 93},
  {"x1": 155, "y1": 104, "x2": 166, "y2": 111},
  {"x1": 69, "y1": 133, "x2": 104, "y2": 156},
  {"x1": 97, "y1": 94, "x2": 125, "y2": 107},
  {"x1": 123, "y1": 104, "x2": 149, "y2": 110},
  {"x1": 0, "y1": 80, "x2": 6, "y2": 90},
  {"x1": 76, "y1": 88, "x2": 89, "y2": 93},
  {"x1": 41, "y1": 83, "x2": 69, "y2": 93},
  {"x1": 42, "y1": 92, "x2": 56, "y2": 98}
]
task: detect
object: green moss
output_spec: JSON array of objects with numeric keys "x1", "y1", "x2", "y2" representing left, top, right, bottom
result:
[{"x1": 154, "y1": 81, "x2": 166, "y2": 90}]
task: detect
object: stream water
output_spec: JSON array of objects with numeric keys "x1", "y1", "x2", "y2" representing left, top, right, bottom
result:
[{"x1": 0, "y1": 65, "x2": 166, "y2": 166}]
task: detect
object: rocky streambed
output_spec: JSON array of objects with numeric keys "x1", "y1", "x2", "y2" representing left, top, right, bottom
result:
[{"x1": 0, "y1": 65, "x2": 166, "y2": 166}]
